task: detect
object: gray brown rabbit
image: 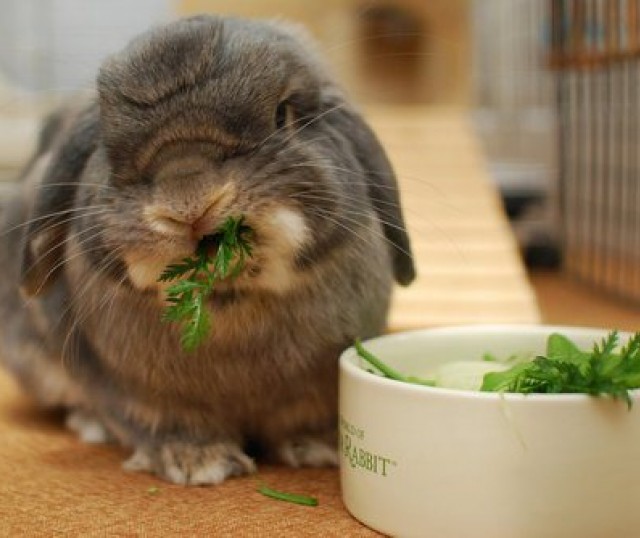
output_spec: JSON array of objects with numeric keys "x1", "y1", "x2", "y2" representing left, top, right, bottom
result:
[{"x1": 0, "y1": 15, "x2": 414, "y2": 485}]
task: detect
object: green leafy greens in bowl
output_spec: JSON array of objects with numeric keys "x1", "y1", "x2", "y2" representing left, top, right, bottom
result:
[
  {"x1": 355, "y1": 330, "x2": 640, "y2": 407},
  {"x1": 158, "y1": 216, "x2": 253, "y2": 351}
]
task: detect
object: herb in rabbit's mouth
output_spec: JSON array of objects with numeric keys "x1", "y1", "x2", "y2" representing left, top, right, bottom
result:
[{"x1": 158, "y1": 216, "x2": 253, "y2": 351}]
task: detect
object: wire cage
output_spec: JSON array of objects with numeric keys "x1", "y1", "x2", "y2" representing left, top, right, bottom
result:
[
  {"x1": 472, "y1": 0, "x2": 559, "y2": 266},
  {"x1": 552, "y1": 0, "x2": 640, "y2": 303}
]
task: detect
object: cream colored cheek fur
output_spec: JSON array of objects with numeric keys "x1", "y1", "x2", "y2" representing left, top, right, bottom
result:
[
  {"x1": 256, "y1": 206, "x2": 308, "y2": 293},
  {"x1": 123, "y1": 253, "x2": 170, "y2": 291}
]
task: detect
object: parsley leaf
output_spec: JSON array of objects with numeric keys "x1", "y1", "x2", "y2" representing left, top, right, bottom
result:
[
  {"x1": 355, "y1": 331, "x2": 640, "y2": 408},
  {"x1": 480, "y1": 331, "x2": 640, "y2": 408},
  {"x1": 257, "y1": 484, "x2": 318, "y2": 507},
  {"x1": 159, "y1": 216, "x2": 253, "y2": 351},
  {"x1": 354, "y1": 339, "x2": 436, "y2": 387}
]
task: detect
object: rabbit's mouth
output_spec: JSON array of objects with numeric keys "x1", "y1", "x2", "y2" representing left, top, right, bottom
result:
[
  {"x1": 197, "y1": 233, "x2": 221, "y2": 258},
  {"x1": 126, "y1": 204, "x2": 305, "y2": 295}
]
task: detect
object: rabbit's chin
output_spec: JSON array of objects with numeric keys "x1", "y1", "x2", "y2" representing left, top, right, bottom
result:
[{"x1": 122, "y1": 206, "x2": 310, "y2": 297}]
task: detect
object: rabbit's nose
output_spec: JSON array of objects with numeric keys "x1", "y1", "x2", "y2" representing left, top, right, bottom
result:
[
  {"x1": 146, "y1": 211, "x2": 191, "y2": 237},
  {"x1": 145, "y1": 206, "x2": 217, "y2": 240},
  {"x1": 144, "y1": 205, "x2": 214, "y2": 239},
  {"x1": 191, "y1": 212, "x2": 216, "y2": 240},
  {"x1": 145, "y1": 185, "x2": 236, "y2": 239}
]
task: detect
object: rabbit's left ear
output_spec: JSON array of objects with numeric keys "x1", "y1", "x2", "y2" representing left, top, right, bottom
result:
[
  {"x1": 20, "y1": 104, "x2": 100, "y2": 296},
  {"x1": 322, "y1": 97, "x2": 416, "y2": 286}
]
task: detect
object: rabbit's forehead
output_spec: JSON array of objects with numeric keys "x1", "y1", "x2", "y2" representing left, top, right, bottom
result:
[
  {"x1": 99, "y1": 17, "x2": 309, "y2": 110},
  {"x1": 97, "y1": 17, "x2": 324, "y2": 177}
]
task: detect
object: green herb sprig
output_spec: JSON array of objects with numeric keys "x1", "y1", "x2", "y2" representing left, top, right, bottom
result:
[
  {"x1": 354, "y1": 339, "x2": 435, "y2": 386},
  {"x1": 257, "y1": 484, "x2": 318, "y2": 507},
  {"x1": 355, "y1": 331, "x2": 640, "y2": 408},
  {"x1": 158, "y1": 216, "x2": 253, "y2": 351},
  {"x1": 481, "y1": 331, "x2": 640, "y2": 408}
]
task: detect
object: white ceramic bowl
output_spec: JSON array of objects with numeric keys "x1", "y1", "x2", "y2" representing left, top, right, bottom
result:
[{"x1": 339, "y1": 325, "x2": 640, "y2": 538}]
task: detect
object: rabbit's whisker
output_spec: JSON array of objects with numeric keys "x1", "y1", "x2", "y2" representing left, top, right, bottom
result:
[
  {"x1": 70, "y1": 246, "x2": 127, "y2": 320},
  {"x1": 278, "y1": 102, "x2": 348, "y2": 148},
  {"x1": 291, "y1": 192, "x2": 405, "y2": 230},
  {"x1": 104, "y1": 271, "x2": 132, "y2": 326},
  {"x1": 70, "y1": 249, "x2": 129, "y2": 342},
  {"x1": 24, "y1": 226, "x2": 114, "y2": 299},
  {"x1": 21, "y1": 220, "x2": 109, "y2": 284},
  {"x1": 19, "y1": 207, "x2": 115, "y2": 245},
  {"x1": 302, "y1": 206, "x2": 382, "y2": 258},
  {"x1": 301, "y1": 204, "x2": 414, "y2": 262},
  {"x1": 33, "y1": 182, "x2": 116, "y2": 191},
  {"x1": 290, "y1": 190, "x2": 464, "y2": 260},
  {"x1": 289, "y1": 186, "x2": 400, "y2": 210},
  {"x1": 273, "y1": 135, "x2": 332, "y2": 158},
  {"x1": 281, "y1": 158, "x2": 463, "y2": 218},
  {"x1": 289, "y1": 186, "x2": 439, "y2": 225},
  {"x1": 2, "y1": 205, "x2": 113, "y2": 238},
  {"x1": 283, "y1": 159, "x2": 451, "y2": 200},
  {"x1": 61, "y1": 247, "x2": 127, "y2": 366},
  {"x1": 258, "y1": 114, "x2": 332, "y2": 149}
]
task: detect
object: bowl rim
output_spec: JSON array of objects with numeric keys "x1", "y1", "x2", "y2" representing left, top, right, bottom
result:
[{"x1": 340, "y1": 324, "x2": 640, "y2": 404}]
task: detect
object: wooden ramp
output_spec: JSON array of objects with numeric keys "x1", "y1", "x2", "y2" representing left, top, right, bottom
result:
[
  {"x1": 0, "y1": 107, "x2": 539, "y2": 537},
  {"x1": 374, "y1": 106, "x2": 540, "y2": 330}
]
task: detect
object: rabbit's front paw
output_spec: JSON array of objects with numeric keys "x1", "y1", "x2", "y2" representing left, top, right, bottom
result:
[
  {"x1": 278, "y1": 437, "x2": 339, "y2": 468},
  {"x1": 65, "y1": 409, "x2": 113, "y2": 444},
  {"x1": 123, "y1": 441, "x2": 256, "y2": 485}
]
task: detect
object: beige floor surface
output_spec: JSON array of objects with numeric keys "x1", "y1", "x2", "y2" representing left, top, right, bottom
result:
[
  {"x1": 375, "y1": 106, "x2": 539, "y2": 329},
  {"x1": 530, "y1": 270, "x2": 640, "y2": 331}
]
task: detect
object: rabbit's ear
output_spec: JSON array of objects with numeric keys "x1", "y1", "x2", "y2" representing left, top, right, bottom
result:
[
  {"x1": 323, "y1": 96, "x2": 416, "y2": 286},
  {"x1": 20, "y1": 104, "x2": 100, "y2": 296}
]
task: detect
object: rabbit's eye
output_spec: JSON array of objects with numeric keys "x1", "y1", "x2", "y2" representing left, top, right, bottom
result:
[{"x1": 275, "y1": 100, "x2": 291, "y2": 130}]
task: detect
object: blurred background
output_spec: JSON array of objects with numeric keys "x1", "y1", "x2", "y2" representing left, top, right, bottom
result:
[{"x1": 0, "y1": 0, "x2": 638, "y2": 328}]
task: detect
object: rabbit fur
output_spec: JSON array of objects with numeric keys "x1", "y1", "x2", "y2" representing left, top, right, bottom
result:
[{"x1": 0, "y1": 15, "x2": 414, "y2": 485}]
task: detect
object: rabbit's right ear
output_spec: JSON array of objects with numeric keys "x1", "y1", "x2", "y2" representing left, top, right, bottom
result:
[
  {"x1": 319, "y1": 93, "x2": 416, "y2": 286},
  {"x1": 20, "y1": 104, "x2": 100, "y2": 296}
]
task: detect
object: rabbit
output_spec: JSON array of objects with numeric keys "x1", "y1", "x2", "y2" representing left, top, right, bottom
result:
[{"x1": 0, "y1": 15, "x2": 415, "y2": 485}]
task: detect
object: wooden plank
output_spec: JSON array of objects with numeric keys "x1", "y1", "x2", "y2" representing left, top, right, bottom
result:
[{"x1": 363, "y1": 106, "x2": 540, "y2": 329}]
